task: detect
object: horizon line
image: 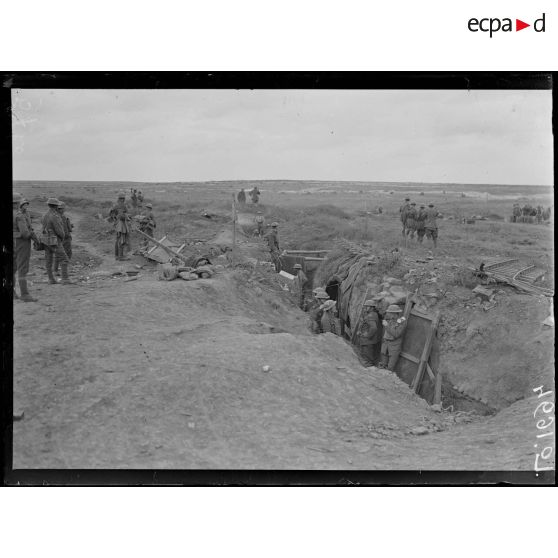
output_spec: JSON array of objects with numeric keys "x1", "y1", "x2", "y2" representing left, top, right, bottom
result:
[{"x1": 12, "y1": 179, "x2": 554, "y2": 188}]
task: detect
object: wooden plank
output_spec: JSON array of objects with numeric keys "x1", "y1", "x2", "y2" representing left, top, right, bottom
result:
[
  {"x1": 400, "y1": 351, "x2": 419, "y2": 364},
  {"x1": 284, "y1": 250, "x2": 331, "y2": 255},
  {"x1": 135, "y1": 230, "x2": 188, "y2": 264},
  {"x1": 433, "y1": 365, "x2": 442, "y2": 405},
  {"x1": 425, "y1": 362, "x2": 435, "y2": 382},
  {"x1": 410, "y1": 308, "x2": 432, "y2": 321},
  {"x1": 411, "y1": 313, "x2": 439, "y2": 392},
  {"x1": 147, "y1": 235, "x2": 167, "y2": 255}
]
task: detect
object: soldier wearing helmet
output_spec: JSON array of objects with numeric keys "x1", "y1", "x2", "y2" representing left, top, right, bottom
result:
[
  {"x1": 320, "y1": 299, "x2": 341, "y2": 335},
  {"x1": 109, "y1": 191, "x2": 132, "y2": 260},
  {"x1": 424, "y1": 203, "x2": 441, "y2": 248},
  {"x1": 54, "y1": 201, "x2": 74, "y2": 276},
  {"x1": 405, "y1": 202, "x2": 418, "y2": 241},
  {"x1": 380, "y1": 304, "x2": 407, "y2": 371},
  {"x1": 254, "y1": 211, "x2": 265, "y2": 237},
  {"x1": 309, "y1": 291, "x2": 329, "y2": 334},
  {"x1": 292, "y1": 263, "x2": 308, "y2": 310},
  {"x1": 355, "y1": 297, "x2": 383, "y2": 366},
  {"x1": 139, "y1": 202, "x2": 156, "y2": 250},
  {"x1": 13, "y1": 193, "x2": 39, "y2": 301},
  {"x1": 41, "y1": 198, "x2": 71, "y2": 284}
]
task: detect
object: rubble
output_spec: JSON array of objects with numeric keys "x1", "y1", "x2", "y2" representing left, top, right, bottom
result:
[{"x1": 472, "y1": 285, "x2": 494, "y2": 302}]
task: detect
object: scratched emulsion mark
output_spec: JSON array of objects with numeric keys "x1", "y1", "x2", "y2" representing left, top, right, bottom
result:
[
  {"x1": 11, "y1": 89, "x2": 41, "y2": 155},
  {"x1": 532, "y1": 385, "x2": 555, "y2": 474}
]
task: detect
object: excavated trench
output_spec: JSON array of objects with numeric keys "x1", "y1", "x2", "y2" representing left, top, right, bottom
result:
[{"x1": 280, "y1": 245, "x2": 552, "y2": 418}]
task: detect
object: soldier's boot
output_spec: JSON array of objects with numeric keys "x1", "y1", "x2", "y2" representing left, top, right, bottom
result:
[
  {"x1": 18, "y1": 279, "x2": 37, "y2": 302},
  {"x1": 46, "y1": 261, "x2": 58, "y2": 284},
  {"x1": 60, "y1": 263, "x2": 74, "y2": 284}
]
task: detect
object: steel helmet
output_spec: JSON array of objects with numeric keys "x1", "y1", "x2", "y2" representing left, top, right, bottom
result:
[
  {"x1": 145, "y1": 203, "x2": 153, "y2": 209},
  {"x1": 293, "y1": 264, "x2": 302, "y2": 270},
  {"x1": 363, "y1": 299, "x2": 378, "y2": 307},
  {"x1": 316, "y1": 292, "x2": 330, "y2": 300},
  {"x1": 386, "y1": 304, "x2": 403, "y2": 313},
  {"x1": 117, "y1": 191, "x2": 126, "y2": 199},
  {"x1": 47, "y1": 197, "x2": 60, "y2": 206},
  {"x1": 19, "y1": 198, "x2": 30, "y2": 207},
  {"x1": 271, "y1": 222, "x2": 278, "y2": 227}
]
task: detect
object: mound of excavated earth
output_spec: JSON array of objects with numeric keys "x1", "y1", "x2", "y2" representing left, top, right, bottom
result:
[{"x1": 13, "y1": 260, "x2": 551, "y2": 470}]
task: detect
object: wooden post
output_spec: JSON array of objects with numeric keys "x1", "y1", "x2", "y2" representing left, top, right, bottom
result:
[
  {"x1": 411, "y1": 313, "x2": 440, "y2": 393},
  {"x1": 433, "y1": 368, "x2": 442, "y2": 405},
  {"x1": 232, "y1": 194, "x2": 237, "y2": 266}
]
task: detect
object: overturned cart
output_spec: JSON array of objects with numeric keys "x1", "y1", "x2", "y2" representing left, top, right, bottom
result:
[{"x1": 136, "y1": 230, "x2": 214, "y2": 281}]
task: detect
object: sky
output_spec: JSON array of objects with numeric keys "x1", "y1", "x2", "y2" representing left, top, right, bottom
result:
[{"x1": 11, "y1": 88, "x2": 553, "y2": 185}]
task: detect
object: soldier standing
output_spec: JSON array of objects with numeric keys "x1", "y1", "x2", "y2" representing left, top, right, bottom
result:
[
  {"x1": 292, "y1": 263, "x2": 308, "y2": 310},
  {"x1": 265, "y1": 222, "x2": 281, "y2": 271},
  {"x1": 110, "y1": 191, "x2": 132, "y2": 261},
  {"x1": 54, "y1": 201, "x2": 73, "y2": 276},
  {"x1": 250, "y1": 186, "x2": 260, "y2": 204},
  {"x1": 424, "y1": 203, "x2": 440, "y2": 248},
  {"x1": 139, "y1": 202, "x2": 156, "y2": 250},
  {"x1": 416, "y1": 204, "x2": 427, "y2": 243},
  {"x1": 512, "y1": 203, "x2": 521, "y2": 223},
  {"x1": 137, "y1": 191, "x2": 144, "y2": 207},
  {"x1": 237, "y1": 188, "x2": 246, "y2": 206},
  {"x1": 42, "y1": 198, "x2": 71, "y2": 284},
  {"x1": 405, "y1": 202, "x2": 418, "y2": 240},
  {"x1": 356, "y1": 298, "x2": 383, "y2": 366},
  {"x1": 380, "y1": 304, "x2": 407, "y2": 371},
  {"x1": 309, "y1": 291, "x2": 329, "y2": 334},
  {"x1": 320, "y1": 299, "x2": 340, "y2": 335},
  {"x1": 13, "y1": 193, "x2": 39, "y2": 301},
  {"x1": 254, "y1": 211, "x2": 265, "y2": 237},
  {"x1": 399, "y1": 197, "x2": 410, "y2": 237}
]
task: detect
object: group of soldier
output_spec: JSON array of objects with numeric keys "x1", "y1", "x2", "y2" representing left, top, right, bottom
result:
[
  {"x1": 399, "y1": 198, "x2": 440, "y2": 247},
  {"x1": 292, "y1": 272, "x2": 406, "y2": 371},
  {"x1": 109, "y1": 190, "x2": 156, "y2": 260},
  {"x1": 511, "y1": 203, "x2": 551, "y2": 224},
  {"x1": 12, "y1": 193, "x2": 75, "y2": 302},
  {"x1": 237, "y1": 186, "x2": 261, "y2": 205}
]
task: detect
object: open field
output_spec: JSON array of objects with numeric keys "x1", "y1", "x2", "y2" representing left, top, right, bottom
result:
[{"x1": 11, "y1": 179, "x2": 555, "y2": 473}]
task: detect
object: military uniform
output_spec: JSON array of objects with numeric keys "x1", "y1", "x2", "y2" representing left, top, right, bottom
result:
[
  {"x1": 13, "y1": 197, "x2": 38, "y2": 301},
  {"x1": 307, "y1": 297, "x2": 326, "y2": 334},
  {"x1": 293, "y1": 268, "x2": 309, "y2": 310},
  {"x1": 424, "y1": 205, "x2": 440, "y2": 247},
  {"x1": 399, "y1": 200, "x2": 410, "y2": 237},
  {"x1": 42, "y1": 204, "x2": 69, "y2": 284},
  {"x1": 416, "y1": 206, "x2": 427, "y2": 242},
  {"x1": 320, "y1": 301, "x2": 341, "y2": 335},
  {"x1": 237, "y1": 189, "x2": 246, "y2": 205},
  {"x1": 266, "y1": 226, "x2": 280, "y2": 271},
  {"x1": 380, "y1": 313, "x2": 407, "y2": 371},
  {"x1": 356, "y1": 308, "x2": 382, "y2": 365},
  {"x1": 140, "y1": 205, "x2": 156, "y2": 249},
  {"x1": 405, "y1": 204, "x2": 418, "y2": 239},
  {"x1": 54, "y1": 209, "x2": 73, "y2": 273},
  {"x1": 250, "y1": 187, "x2": 260, "y2": 204},
  {"x1": 254, "y1": 214, "x2": 265, "y2": 236},
  {"x1": 110, "y1": 197, "x2": 132, "y2": 260}
]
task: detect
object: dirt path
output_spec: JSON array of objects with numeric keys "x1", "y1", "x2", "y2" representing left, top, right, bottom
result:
[{"x1": 12, "y1": 211, "x2": 555, "y2": 473}]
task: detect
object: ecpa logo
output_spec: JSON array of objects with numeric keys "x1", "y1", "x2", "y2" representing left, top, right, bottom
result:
[{"x1": 468, "y1": 12, "x2": 546, "y2": 37}]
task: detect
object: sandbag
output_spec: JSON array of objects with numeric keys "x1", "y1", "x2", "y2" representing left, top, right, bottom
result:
[{"x1": 158, "y1": 263, "x2": 179, "y2": 281}]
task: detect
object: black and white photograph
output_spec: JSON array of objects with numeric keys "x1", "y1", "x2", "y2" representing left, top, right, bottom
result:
[{"x1": 4, "y1": 74, "x2": 555, "y2": 481}]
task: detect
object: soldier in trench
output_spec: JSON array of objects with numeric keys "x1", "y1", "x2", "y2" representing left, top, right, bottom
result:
[
  {"x1": 292, "y1": 263, "x2": 309, "y2": 310},
  {"x1": 380, "y1": 304, "x2": 407, "y2": 371},
  {"x1": 355, "y1": 297, "x2": 383, "y2": 366}
]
